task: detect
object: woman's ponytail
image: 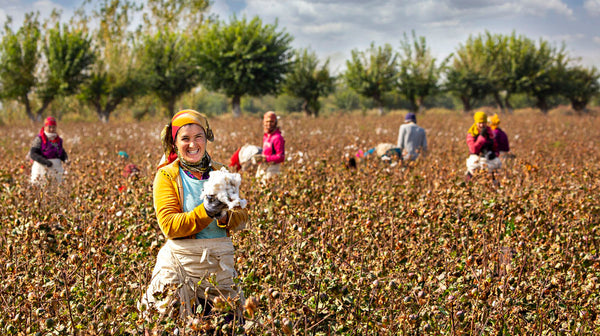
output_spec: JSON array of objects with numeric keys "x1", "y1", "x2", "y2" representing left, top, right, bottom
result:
[{"x1": 160, "y1": 123, "x2": 175, "y2": 159}]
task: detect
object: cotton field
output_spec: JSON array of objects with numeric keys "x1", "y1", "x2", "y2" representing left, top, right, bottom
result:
[{"x1": 0, "y1": 112, "x2": 599, "y2": 335}]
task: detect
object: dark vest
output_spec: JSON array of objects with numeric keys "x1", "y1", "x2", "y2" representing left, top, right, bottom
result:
[{"x1": 39, "y1": 135, "x2": 64, "y2": 159}]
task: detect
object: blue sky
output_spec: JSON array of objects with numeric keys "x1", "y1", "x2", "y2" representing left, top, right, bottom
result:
[{"x1": 2, "y1": 0, "x2": 599, "y2": 74}]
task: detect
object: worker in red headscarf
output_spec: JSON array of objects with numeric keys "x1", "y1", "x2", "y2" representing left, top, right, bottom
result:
[
  {"x1": 29, "y1": 116, "x2": 68, "y2": 185},
  {"x1": 255, "y1": 111, "x2": 285, "y2": 181}
]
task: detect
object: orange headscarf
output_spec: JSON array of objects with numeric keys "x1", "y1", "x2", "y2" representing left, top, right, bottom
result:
[
  {"x1": 160, "y1": 109, "x2": 213, "y2": 166},
  {"x1": 488, "y1": 114, "x2": 500, "y2": 130}
]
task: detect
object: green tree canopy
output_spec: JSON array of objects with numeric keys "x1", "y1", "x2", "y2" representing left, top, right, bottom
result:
[
  {"x1": 332, "y1": 83, "x2": 361, "y2": 111},
  {"x1": 195, "y1": 15, "x2": 294, "y2": 117},
  {"x1": 524, "y1": 44, "x2": 569, "y2": 114},
  {"x1": 139, "y1": 30, "x2": 200, "y2": 116},
  {"x1": 480, "y1": 33, "x2": 508, "y2": 111},
  {"x1": 344, "y1": 42, "x2": 397, "y2": 115},
  {"x1": 283, "y1": 48, "x2": 335, "y2": 117},
  {"x1": 562, "y1": 65, "x2": 600, "y2": 112},
  {"x1": 397, "y1": 31, "x2": 448, "y2": 113},
  {"x1": 35, "y1": 22, "x2": 95, "y2": 120},
  {"x1": 142, "y1": 0, "x2": 212, "y2": 34},
  {"x1": 0, "y1": 13, "x2": 41, "y2": 121},
  {"x1": 78, "y1": 0, "x2": 145, "y2": 122},
  {"x1": 444, "y1": 35, "x2": 494, "y2": 113},
  {"x1": 495, "y1": 32, "x2": 556, "y2": 113}
]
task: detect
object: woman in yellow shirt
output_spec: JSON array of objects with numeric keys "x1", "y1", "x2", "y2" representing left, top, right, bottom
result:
[{"x1": 140, "y1": 109, "x2": 249, "y2": 324}]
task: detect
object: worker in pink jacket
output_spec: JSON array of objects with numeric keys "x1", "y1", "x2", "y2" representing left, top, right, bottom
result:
[{"x1": 256, "y1": 111, "x2": 285, "y2": 182}]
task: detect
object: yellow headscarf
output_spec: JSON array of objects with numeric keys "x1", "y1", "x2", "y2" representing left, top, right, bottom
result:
[
  {"x1": 468, "y1": 111, "x2": 488, "y2": 136},
  {"x1": 488, "y1": 113, "x2": 500, "y2": 130}
]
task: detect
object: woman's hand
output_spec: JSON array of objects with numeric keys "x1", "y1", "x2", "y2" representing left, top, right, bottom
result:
[
  {"x1": 480, "y1": 127, "x2": 489, "y2": 138},
  {"x1": 203, "y1": 195, "x2": 228, "y2": 218}
]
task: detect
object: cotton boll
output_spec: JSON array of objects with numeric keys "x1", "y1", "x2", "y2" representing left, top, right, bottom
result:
[{"x1": 201, "y1": 167, "x2": 247, "y2": 209}]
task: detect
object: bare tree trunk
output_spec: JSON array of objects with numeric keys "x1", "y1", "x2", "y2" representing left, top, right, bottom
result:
[
  {"x1": 167, "y1": 99, "x2": 176, "y2": 117},
  {"x1": 571, "y1": 99, "x2": 588, "y2": 113},
  {"x1": 374, "y1": 94, "x2": 384, "y2": 116},
  {"x1": 504, "y1": 96, "x2": 513, "y2": 114},
  {"x1": 232, "y1": 95, "x2": 241, "y2": 118},
  {"x1": 23, "y1": 96, "x2": 35, "y2": 121},
  {"x1": 35, "y1": 99, "x2": 52, "y2": 122},
  {"x1": 535, "y1": 97, "x2": 549, "y2": 115},
  {"x1": 375, "y1": 97, "x2": 384, "y2": 116},
  {"x1": 493, "y1": 91, "x2": 505, "y2": 113},
  {"x1": 461, "y1": 96, "x2": 472, "y2": 113},
  {"x1": 99, "y1": 109, "x2": 110, "y2": 123},
  {"x1": 302, "y1": 100, "x2": 311, "y2": 116},
  {"x1": 416, "y1": 96, "x2": 425, "y2": 113}
]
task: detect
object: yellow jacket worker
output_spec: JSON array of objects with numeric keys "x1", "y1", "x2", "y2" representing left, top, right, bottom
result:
[{"x1": 140, "y1": 110, "x2": 249, "y2": 323}]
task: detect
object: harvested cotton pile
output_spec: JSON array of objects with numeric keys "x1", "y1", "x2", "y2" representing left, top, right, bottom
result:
[
  {"x1": 238, "y1": 144, "x2": 262, "y2": 165},
  {"x1": 201, "y1": 167, "x2": 248, "y2": 212}
]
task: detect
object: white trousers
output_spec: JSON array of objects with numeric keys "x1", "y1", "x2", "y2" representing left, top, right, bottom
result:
[
  {"x1": 30, "y1": 159, "x2": 64, "y2": 185},
  {"x1": 466, "y1": 154, "x2": 501, "y2": 175},
  {"x1": 139, "y1": 237, "x2": 242, "y2": 319}
]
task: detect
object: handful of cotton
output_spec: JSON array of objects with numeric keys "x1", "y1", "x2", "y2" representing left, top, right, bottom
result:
[{"x1": 201, "y1": 168, "x2": 247, "y2": 217}]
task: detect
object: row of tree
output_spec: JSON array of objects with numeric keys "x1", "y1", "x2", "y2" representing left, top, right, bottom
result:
[
  {"x1": 346, "y1": 31, "x2": 600, "y2": 115},
  {"x1": 0, "y1": 0, "x2": 598, "y2": 122}
]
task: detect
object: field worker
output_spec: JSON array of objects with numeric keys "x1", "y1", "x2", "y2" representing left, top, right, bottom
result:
[
  {"x1": 255, "y1": 111, "x2": 285, "y2": 182},
  {"x1": 397, "y1": 112, "x2": 428, "y2": 161},
  {"x1": 362, "y1": 143, "x2": 402, "y2": 163},
  {"x1": 465, "y1": 111, "x2": 501, "y2": 181},
  {"x1": 118, "y1": 151, "x2": 141, "y2": 180},
  {"x1": 348, "y1": 143, "x2": 401, "y2": 168},
  {"x1": 488, "y1": 114, "x2": 510, "y2": 156},
  {"x1": 229, "y1": 144, "x2": 262, "y2": 172},
  {"x1": 29, "y1": 116, "x2": 68, "y2": 185},
  {"x1": 140, "y1": 109, "x2": 249, "y2": 323}
]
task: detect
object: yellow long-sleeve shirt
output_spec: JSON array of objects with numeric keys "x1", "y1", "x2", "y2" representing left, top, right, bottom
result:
[{"x1": 153, "y1": 159, "x2": 248, "y2": 239}]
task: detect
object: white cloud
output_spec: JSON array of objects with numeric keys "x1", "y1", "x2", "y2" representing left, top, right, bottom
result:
[
  {"x1": 516, "y1": 0, "x2": 573, "y2": 17},
  {"x1": 427, "y1": 19, "x2": 461, "y2": 29},
  {"x1": 593, "y1": 36, "x2": 600, "y2": 44},
  {"x1": 584, "y1": 0, "x2": 600, "y2": 16},
  {"x1": 33, "y1": 0, "x2": 65, "y2": 16},
  {"x1": 301, "y1": 22, "x2": 347, "y2": 35},
  {"x1": 0, "y1": 0, "x2": 70, "y2": 28},
  {"x1": 0, "y1": 0, "x2": 26, "y2": 27},
  {"x1": 210, "y1": 1, "x2": 232, "y2": 19},
  {"x1": 232, "y1": 0, "x2": 586, "y2": 73},
  {"x1": 541, "y1": 33, "x2": 585, "y2": 44}
]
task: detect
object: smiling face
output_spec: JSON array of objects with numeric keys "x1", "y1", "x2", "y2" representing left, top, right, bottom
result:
[{"x1": 174, "y1": 124, "x2": 207, "y2": 163}]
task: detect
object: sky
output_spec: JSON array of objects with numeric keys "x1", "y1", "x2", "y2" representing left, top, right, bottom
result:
[{"x1": 2, "y1": 0, "x2": 600, "y2": 74}]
